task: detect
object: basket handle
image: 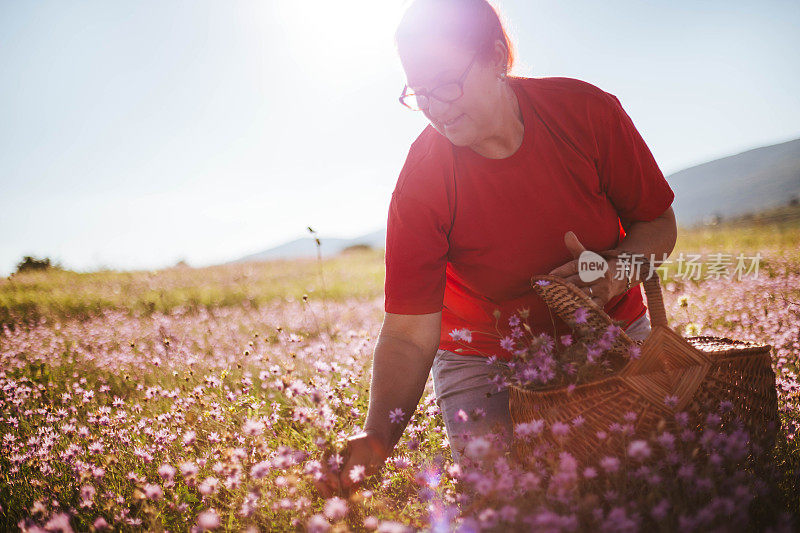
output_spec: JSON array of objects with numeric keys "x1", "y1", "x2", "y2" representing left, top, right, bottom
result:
[{"x1": 596, "y1": 249, "x2": 669, "y2": 329}]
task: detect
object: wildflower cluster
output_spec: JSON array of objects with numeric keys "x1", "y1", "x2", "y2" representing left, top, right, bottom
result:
[{"x1": 0, "y1": 249, "x2": 799, "y2": 531}]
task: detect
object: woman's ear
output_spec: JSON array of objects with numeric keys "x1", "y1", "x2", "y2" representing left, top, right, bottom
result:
[{"x1": 492, "y1": 38, "x2": 509, "y2": 78}]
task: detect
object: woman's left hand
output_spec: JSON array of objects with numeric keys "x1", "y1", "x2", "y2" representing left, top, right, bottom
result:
[{"x1": 547, "y1": 231, "x2": 628, "y2": 308}]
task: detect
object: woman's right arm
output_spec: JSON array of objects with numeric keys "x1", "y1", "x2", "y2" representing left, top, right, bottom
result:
[{"x1": 315, "y1": 310, "x2": 442, "y2": 496}]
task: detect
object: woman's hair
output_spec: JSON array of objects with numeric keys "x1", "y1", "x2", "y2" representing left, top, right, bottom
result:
[{"x1": 395, "y1": 0, "x2": 515, "y2": 74}]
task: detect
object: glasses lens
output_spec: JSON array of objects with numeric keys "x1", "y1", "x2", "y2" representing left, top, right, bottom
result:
[{"x1": 430, "y1": 83, "x2": 462, "y2": 103}]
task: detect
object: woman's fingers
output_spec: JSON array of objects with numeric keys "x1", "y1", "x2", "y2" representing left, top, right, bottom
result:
[
  {"x1": 313, "y1": 467, "x2": 345, "y2": 498},
  {"x1": 548, "y1": 259, "x2": 578, "y2": 278},
  {"x1": 579, "y1": 283, "x2": 608, "y2": 308}
]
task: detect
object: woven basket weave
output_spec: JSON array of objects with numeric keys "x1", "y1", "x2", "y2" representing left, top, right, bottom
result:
[{"x1": 509, "y1": 250, "x2": 779, "y2": 465}]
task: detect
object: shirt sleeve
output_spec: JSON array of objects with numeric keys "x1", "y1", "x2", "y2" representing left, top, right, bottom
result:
[
  {"x1": 595, "y1": 94, "x2": 675, "y2": 230},
  {"x1": 384, "y1": 185, "x2": 450, "y2": 315}
]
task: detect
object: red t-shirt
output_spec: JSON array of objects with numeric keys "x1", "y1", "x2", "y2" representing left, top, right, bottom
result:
[{"x1": 384, "y1": 76, "x2": 674, "y2": 360}]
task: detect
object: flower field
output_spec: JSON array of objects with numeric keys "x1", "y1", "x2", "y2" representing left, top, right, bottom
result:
[{"x1": 2, "y1": 222, "x2": 800, "y2": 532}]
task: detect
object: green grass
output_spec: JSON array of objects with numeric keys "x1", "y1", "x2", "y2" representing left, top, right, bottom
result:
[
  {"x1": 3, "y1": 216, "x2": 799, "y2": 330},
  {"x1": 0, "y1": 249, "x2": 385, "y2": 330}
]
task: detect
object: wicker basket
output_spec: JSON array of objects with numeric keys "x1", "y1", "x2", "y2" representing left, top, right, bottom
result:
[{"x1": 509, "y1": 250, "x2": 779, "y2": 465}]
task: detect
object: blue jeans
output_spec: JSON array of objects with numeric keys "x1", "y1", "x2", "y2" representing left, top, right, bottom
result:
[{"x1": 431, "y1": 313, "x2": 652, "y2": 463}]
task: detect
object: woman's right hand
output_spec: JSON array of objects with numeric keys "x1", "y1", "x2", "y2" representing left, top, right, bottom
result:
[
  {"x1": 313, "y1": 312, "x2": 441, "y2": 498},
  {"x1": 314, "y1": 431, "x2": 390, "y2": 498}
]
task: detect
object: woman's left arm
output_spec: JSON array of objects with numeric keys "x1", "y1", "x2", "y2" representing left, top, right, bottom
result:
[{"x1": 548, "y1": 206, "x2": 677, "y2": 308}]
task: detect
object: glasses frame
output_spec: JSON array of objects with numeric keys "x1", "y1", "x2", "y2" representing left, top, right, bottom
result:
[{"x1": 399, "y1": 52, "x2": 479, "y2": 111}]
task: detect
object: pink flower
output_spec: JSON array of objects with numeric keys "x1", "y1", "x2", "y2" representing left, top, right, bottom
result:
[
  {"x1": 348, "y1": 464, "x2": 366, "y2": 483},
  {"x1": 180, "y1": 462, "x2": 198, "y2": 478},
  {"x1": 79, "y1": 484, "x2": 95, "y2": 507},
  {"x1": 448, "y1": 328, "x2": 472, "y2": 343},
  {"x1": 323, "y1": 497, "x2": 348, "y2": 520},
  {"x1": 143, "y1": 484, "x2": 163, "y2": 501},
  {"x1": 456, "y1": 409, "x2": 469, "y2": 422},
  {"x1": 44, "y1": 513, "x2": 73, "y2": 533},
  {"x1": 515, "y1": 420, "x2": 544, "y2": 438},
  {"x1": 508, "y1": 315, "x2": 520, "y2": 327},
  {"x1": 158, "y1": 464, "x2": 175, "y2": 482},
  {"x1": 465, "y1": 436, "x2": 491, "y2": 459},
  {"x1": 250, "y1": 461, "x2": 271, "y2": 479},
  {"x1": 182, "y1": 431, "x2": 196, "y2": 446},
  {"x1": 242, "y1": 418, "x2": 264, "y2": 436},
  {"x1": 574, "y1": 308, "x2": 588, "y2": 324},
  {"x1": 560, "y1": 334, "x2": 573, "y2": 346},
  {"x1": 93, "y1": 517, "x2": 109, "y2": 531},
  {"x1": 196, "y1": 509, "x2": 220, "y2": 531},
  {"x1": 307, "y1": 514, "x2": 330, "y2": 533},
  {"x1": 198, "y1": 477, "x2": 219, "y2": 495}
]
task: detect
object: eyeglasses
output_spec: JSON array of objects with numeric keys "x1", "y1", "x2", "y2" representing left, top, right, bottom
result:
[{"x1": 399, "y1": 53, "x2": 479, "y2": 111}]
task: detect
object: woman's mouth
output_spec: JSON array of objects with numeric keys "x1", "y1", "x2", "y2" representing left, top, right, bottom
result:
[{"x1": 443, "y1": 114, "x2": 464, "y2": 129}]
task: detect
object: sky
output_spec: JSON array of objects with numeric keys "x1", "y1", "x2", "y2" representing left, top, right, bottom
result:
[{"x1": 1, "y1": 0, "x2": 798, "y2": 275}]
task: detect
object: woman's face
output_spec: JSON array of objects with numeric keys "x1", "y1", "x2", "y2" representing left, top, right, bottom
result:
[{"x1": 399, "y1": 39, "x2": 505, "y2": 147}]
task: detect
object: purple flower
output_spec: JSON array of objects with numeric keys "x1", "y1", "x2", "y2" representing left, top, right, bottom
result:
[
  {"x1": 600, "y1": 456, "x2": 620, "y2": 473},
  {"x1": 586, "y1": 346, "x2": 602, "y2": 364},
  {"x1": 627, "y1": 440, "x2": 651, "y2": 461},
  {"x1": 500, "y1": 336, "x2": 515, "y2": 351},
  {"x1": 551, "y1": 422, "x2": 570, "y2": 438},
  {"x1": 656, "y1": 432, "x2": 675, "y2": 449},
  {"x1": 627, "y1": 344, "x2": 641, "y2": 360},
  {"x1": 508, "y1": 315, "x2": 520, "y2": 327},
  {"x1": 389, "y1": 408, "x2": 405, "y2": 424},
  {"x1": 574, "y1": 308, "x2": 589, "y2": 324}
]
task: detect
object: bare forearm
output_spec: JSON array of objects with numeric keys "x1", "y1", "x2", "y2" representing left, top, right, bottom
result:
[
  {"x1": 363, "y1": 334, "x2": 436, "y2": 452},
  {"x1": 615, "y1": 209, "x2": 678, "y2": 283}
]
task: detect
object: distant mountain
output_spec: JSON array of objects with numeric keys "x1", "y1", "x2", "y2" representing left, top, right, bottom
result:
[
  {"x1": 235, "y1": 138, "x2": 800, "y2": 262},
  {"x1": 668, "y1": 137, "x2": 800, "y2": 227},
  {"x1": 235, "y1": 229, "x2": 386, "y2": 262}
]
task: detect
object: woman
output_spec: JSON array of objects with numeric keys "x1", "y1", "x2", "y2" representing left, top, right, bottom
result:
[{"x1": 316, "y1": 0, "x2": 677, "y2": 496}]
